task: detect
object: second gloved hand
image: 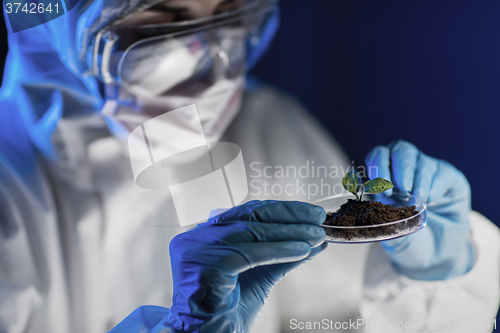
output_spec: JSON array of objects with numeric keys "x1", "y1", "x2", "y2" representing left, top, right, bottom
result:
[
  {"x1": 166, "y1": 200, "x2": 327, "y2": 333},
  {"x1": 365, "y1": 140, "x2": 473, "y2": 281}
]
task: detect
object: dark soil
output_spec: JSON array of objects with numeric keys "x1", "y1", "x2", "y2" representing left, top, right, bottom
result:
[{"x1": 323, "y1": 199, "x2": 419, "y2": 240}]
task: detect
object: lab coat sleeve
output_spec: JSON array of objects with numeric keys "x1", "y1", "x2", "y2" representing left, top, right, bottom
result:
[
  {"x1": 0, "y1": 198, "x2": 43, "y2": 333},
  {"x1": 360, "y1": 211, "x2": 500, "y2": 333},
  {"x1": 0, "y1": 162, "x2": 43, "y2": 333}
]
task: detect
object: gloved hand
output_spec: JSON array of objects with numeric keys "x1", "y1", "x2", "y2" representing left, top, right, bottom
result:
[
  {"x1": 110, "y1": 200, "x2": 327, "y2": 333},
  {"x1": 365, "y1": 140, "x2": 473, "y2": 280}
]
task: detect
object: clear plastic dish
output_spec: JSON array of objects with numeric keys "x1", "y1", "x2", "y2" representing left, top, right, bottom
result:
[{"x1": 314, "y1": 193, "x2": 427, "y2": 243}]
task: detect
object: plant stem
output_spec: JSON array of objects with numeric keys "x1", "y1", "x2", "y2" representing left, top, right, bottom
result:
[
  {"x1": 359, "y1": 192, "x2": 363, "y2": 201},
  {"x1": 355, "y1": 193, "x2": 360, "y2": 201}
]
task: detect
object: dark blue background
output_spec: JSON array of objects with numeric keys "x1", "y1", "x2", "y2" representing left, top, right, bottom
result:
[{"x1": 1, "y1": 1, "x2": 499, "y2": 330}]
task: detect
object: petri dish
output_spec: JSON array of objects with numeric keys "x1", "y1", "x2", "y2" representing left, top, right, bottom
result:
[{"x1": 314, "y1": 193, "x2": 427, "y2": 243}]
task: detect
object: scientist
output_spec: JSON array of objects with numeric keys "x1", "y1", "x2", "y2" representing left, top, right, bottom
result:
[{"x1": 0, "y1": 0, "x2": 499, "y2": 332}]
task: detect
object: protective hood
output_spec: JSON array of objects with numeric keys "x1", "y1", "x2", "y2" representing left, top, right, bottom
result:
[
  {"x1": 0, "y1": 0, "x2": 164, "y2": 159},
  {"x1": 0, "y1": 0, "x2": 279, "y2": 182}
]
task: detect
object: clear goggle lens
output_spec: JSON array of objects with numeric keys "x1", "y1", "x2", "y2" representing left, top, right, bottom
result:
[
  {"x1": 119, "y1": 26, "x2": 247, "y2": 96},
  {"x1": 93, "y1": 0, "x2": 277, "y2": 91}
]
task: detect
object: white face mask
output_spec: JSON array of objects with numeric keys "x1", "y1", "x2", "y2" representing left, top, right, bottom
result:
[
  {"x1": 101, "y1": 75, "x2": 245, "y2": 145},
  {"x1": 100, "y1": 27, "x2": 247, "y2": 155}
]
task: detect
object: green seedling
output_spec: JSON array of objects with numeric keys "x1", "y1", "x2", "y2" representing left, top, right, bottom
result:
[{"x1": 342, "y1": 169, "x2": 394, "y2": 201}]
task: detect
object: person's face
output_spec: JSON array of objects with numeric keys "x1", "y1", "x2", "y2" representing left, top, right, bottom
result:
[{"x1": 118, "y1": 0, "x2": 244, "y2": 27}]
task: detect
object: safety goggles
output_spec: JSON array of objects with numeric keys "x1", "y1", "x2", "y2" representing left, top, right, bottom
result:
[{"x1": 92, "y1": 0, "x2": 278, "y2": 86}]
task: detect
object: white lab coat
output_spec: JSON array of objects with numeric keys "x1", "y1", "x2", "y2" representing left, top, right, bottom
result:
[{"x1": 0, "y1": 84, "x2": 498, "y2": 333}]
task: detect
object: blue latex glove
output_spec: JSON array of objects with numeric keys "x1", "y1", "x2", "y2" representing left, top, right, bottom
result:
[
  {"x1": 110, "y1": 200, "x2": 327, "y2": 333},
  {"x1": 365, "y1": 140, "x2": 473, "y2": 280}
]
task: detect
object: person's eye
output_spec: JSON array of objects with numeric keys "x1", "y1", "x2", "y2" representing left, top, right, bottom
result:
[
  {"x1": 214, "y1": 0, "x2": 243, "y2": 15},
  {"x1": 115, "y1": 6, "x2": 192, "y2": 27},
  {"x1": 149, "y1": 6, "x2": 193, "y2": 23}
]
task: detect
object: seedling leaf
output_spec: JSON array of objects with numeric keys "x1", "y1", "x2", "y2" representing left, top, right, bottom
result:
[
  {"x1": 364, "y1": 178, "x2": 394, "y2": 194},
  {"x1": 342, "y1": 169, "x2": 361, "y2": 196}
]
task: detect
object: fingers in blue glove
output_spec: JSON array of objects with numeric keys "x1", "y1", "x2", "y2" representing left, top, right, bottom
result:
[
  {"x1": 366, "y1": 140, "x2": 438, "y2": 199},
  {"x1": 185, "y1": 221, "x2": 326, "y2": 248},
  {"x1": 367, "y1": 140, "x2": 473, "y2": 280},
  {"x1": 412, "y1": 153, "x2": 438, "y2": 201},
  {"x1": 172, "y1": 224, "x2": 326, "y2": 273},
  {"x1": 388, "y1": 140, "x2": 419, "y2": 194},
  {"x1": 211, "y1": 200, "x2": 326, "y2": 225},
  {"x1": 367, "y1": 140, "x2": 469, "y2": 204}
]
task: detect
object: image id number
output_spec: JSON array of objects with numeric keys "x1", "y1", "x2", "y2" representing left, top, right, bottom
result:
[{"x1": 5, "y1": 2, "x2": 59, "y2": 14}]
